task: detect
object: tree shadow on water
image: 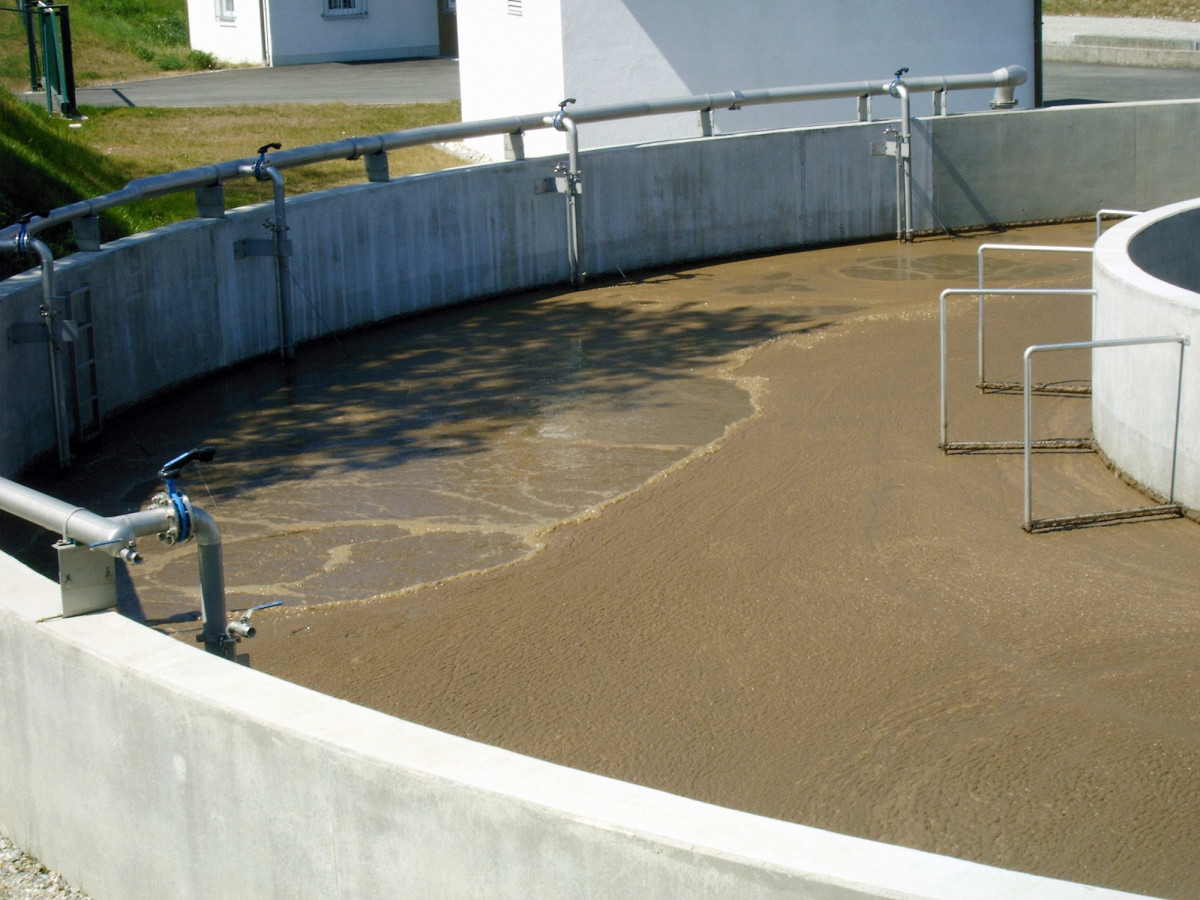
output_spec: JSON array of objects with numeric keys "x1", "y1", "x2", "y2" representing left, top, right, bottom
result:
[{"x1": 3, "y1": 280, "x2": 848, "y2": 576}]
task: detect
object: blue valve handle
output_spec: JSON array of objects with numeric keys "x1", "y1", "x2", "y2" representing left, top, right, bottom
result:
[
  {"x1": 158, "y1": 446, "x2": 216, "y2": 481},
  {"x1": 253, "y1": 142, "x2": 282, "y2": 180}
]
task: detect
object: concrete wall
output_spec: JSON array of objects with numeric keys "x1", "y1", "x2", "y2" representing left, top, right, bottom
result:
[
  {"x1": 4, "y1": 98, "x2": 1200, "y2": 899},
  {"x1": 924, "y1": 100, "x2": 1200, "y2": 231},
  {"x1": 8, "y1": 101, "x2": 1200, "y2": 476},
  {"x1": 460, "y1": 0, "x2": 1039, "y2": 159},
  {"x1": 0, "y1": 555, "x2": 1149, "y2": 899},
  {"x1": 1093, "y1": 199, "x2": 1200, "y2": 510}
]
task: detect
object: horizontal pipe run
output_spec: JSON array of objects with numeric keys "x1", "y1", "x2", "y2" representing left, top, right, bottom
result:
[
  {"x1": 0, "y1": 477, "x2": 169, "y2": 561},
  {"x1": 0, "y1": 66, "x2": 1027, "y2": 247}
]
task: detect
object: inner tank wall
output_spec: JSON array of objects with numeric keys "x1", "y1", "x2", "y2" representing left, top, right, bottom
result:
[
  {"x1": 6, "y1": 102, "x2": 1200, "y2": 477},
  {"x1": 1093, "y1": 199, "x2": 1200, "y2": 509}
]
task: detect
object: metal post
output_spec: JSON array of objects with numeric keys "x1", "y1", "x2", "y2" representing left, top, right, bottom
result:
[
  {"x1": 975, "y1": 244, "x2": 1094, "y2": 388},
  {"x1": 56, "y1": 4, "x2": 78, "y2": 118},
  {"x1": 20, "y1": 0, "x2": 40, "y2": 92},
  {"x1": 19, "y1": 233, "x2": 73, "y2": 470},
  {"x1": 249, "y1": 145, "x2": 294, "y2": 359},
  {"x1": 548, "y1": 101, "x2": 585, "y2": 287},
  {"x1": 1022, "y1": 335, "x2": 1188, "y2": 531}
]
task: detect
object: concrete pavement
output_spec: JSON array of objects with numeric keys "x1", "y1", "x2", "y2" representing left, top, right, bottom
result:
[
  {"x1": 59, "y1": 56, "x2": 460, "y2": 108},
  {"x1": 1044, "y1": 14, "x2": 1200, "y2": 67}
]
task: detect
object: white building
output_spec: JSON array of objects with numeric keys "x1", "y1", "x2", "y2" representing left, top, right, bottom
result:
[
  {"x1": 187, "y1": 0, "x2": 457, "y2": 67},
  {"x1": 458, "y1": 0, "x2": 1042, "y2": 159}
]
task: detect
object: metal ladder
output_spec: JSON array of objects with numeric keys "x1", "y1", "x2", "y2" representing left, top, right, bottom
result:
[{"x1": 64, "y1": 285, "x2": 100, "y2": 449}]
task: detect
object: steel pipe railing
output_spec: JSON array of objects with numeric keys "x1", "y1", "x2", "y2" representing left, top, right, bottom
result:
[
  {"x1": 0, "y1": 468, "x2": 237, "y2": 657},
  {"x1": 0, "y1": 64, "x2": 1028, "y2": 249},
  {"x1": 1023, "y1": 335, "x2": 1188, "y2": 531},
  {"x1": 0, "y1": 64, "x2": 1027, "y2": 468},
  {"x1": 939, "y1": 286, "x2": 1096, "y2": 451},
  {"x1": 975, "y1": 243, "x2": 1094, "y2": 388}
]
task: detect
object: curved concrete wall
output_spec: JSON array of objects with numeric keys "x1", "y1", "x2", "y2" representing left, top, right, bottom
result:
[
  {"x1": 1094, "y1": 199, "x2": 1200, "y2": 511},
  {"x1": 5, "y1": 100, "x2": 1200, "y2": 899},
  {"x1": 1, "y1": 554, "x2": 1142, "y2": 900}
]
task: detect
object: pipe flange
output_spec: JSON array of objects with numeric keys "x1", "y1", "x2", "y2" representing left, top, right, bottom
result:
[{"x1": 150, "y1": 488, "x2": 192, "y2": 545}]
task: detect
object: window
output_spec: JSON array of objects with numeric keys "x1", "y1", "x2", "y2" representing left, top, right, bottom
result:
[
  {"x1": 215, "y1": 0, "x2": 235, "y2": 21},
  {"x1": 324, "y1": 0, "x2": 366, "y2": 18}
]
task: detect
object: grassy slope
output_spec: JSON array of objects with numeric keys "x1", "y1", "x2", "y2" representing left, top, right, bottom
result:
[{"x1": 1046, "y1": 0, "x2": 1200, "y2": 18}]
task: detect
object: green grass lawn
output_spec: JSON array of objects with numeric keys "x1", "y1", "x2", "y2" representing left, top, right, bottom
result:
[{"x1": 1046, "y1": 0, "x2": 1200, "y2": 17}]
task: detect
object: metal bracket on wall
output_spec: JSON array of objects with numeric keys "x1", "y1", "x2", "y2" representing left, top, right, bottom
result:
[
  {"x1": 8, "y1": 314, "x2": 76, "y2": 347},
  {"x1": 534, "y1": 174, "x2": 582, "y2": 196},
  {"x1": 870, "y1": 138, "x2": 908, "y2": 159},
  {"x1": 234, "y1": 238, "x2": 292, "y2": 259}
]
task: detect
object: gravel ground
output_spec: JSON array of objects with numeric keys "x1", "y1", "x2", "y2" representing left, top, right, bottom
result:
[{"x1": 0, "y1": 835, "x2": 91, "y2": 900}]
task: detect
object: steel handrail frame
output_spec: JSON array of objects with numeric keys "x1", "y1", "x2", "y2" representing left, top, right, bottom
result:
[
  {"x1": 1095, "y1": 208, "x2": 1140, "y2": 238},
  {"x1": 975, "y1": 243, "x2": 1093, "y2": 390},
  {"x1": 0, "y1": 64, "x2": 1027, "y2": 248},
  {"x1": 1023, "y1": 335, "x2": 1188, "y2": 532},
  {"x1": 939, "y1": 287, "x2": 1096, "y2": 451}
]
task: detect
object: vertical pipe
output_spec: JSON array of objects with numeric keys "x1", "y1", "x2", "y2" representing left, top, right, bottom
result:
[
  {"x1": 1169, "y1": 340, "x2": 1187, "y2": 503},
  {"x1": 26, "y1": 237, "x2": 72, "y2": 470},
  {"x1": 897, "y1": 84, "x2": 913, "y2": 243},
  {"x1": 1023, "y1": 347, "x2": 1034, "y2": 530},
  {"x1": 939, "y1": 290, "x2": 949, "y2": 449},
  {"x1": 191, "y1": 507, "x2": 231, "y2": 658},
  {"x1": 546, "y1": 111, "x2": 585, "y2": 288},
  {"x1": 264, "y1": 167, "x2": 294, "y2": 359},
  {"x1": 563, "y1": 117, "x2": 584, "y2": 286},
  {"x1": 977, "y1": 248, "x2": 986, "y2": 389}
]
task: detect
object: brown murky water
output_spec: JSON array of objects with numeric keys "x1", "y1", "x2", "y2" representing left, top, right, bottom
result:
[{"x1": 5, "y1": 222, "x2": 1199, "y2": 898}]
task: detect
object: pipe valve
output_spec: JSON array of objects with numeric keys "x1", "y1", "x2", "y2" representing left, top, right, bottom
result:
[
  {"x1": 225, "y1": 600, "x2": 283, "y2": 644},
  {"x1": 888, "y1": 67, "x2": 909, "y2": 98},
  {"x1": 552, "y1": 98, "x2": 576, "y2": 132},
  {"x1": 253, "y1": 143, "x2": 282, "y2": 181},
  {"x1": 15, "y1": 211, "x2": 48, "y2": 257},
  {"x1": 152, "y1": 446, "x2": 216, "y2": 545}
]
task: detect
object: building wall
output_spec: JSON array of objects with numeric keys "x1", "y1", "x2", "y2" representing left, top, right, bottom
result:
[
  {"x1": 187, "y1": 0, "x2": 440, "y2": 66},
  {"x1": 457, "y1": 0, "x2": 567, "y2": 158},
  {"x1": 266, "y1": 0, "x2": 439, "y2": 66},
  {"x1": 460, "y1": 0, "x2": 1039, "y2": 158},
  {"x1": 187, "y1": 0, "x2": 267, "y2": 65}
]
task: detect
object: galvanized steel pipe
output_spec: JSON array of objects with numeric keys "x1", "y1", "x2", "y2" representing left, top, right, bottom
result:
[
  {"x1": 0, "y1": 65, "x2": 1027, "y2": 247},
  {"x1": 0, "y1": 475, "x2": 230, "y2": 654}
]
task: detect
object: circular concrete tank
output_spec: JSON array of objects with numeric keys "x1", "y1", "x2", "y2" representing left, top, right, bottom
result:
[{"x1": 1093, "y1": 198, "x2": 1200, "y2": 511}]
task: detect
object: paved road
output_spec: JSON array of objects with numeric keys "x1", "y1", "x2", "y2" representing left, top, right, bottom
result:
[
  {"x1": 24, "y1": 58, "x2": 1200, "y2": 111},
  {"x1": 20, "y1": 14, "x2": 1200, "y2": 110},
  {"x1": 1044, "y1": 60, "x2": 1200, "y2": 104},
  {"x1": 62, "y1": 57, "x2": 461, "y2": 108},
  {"x1": 31, "y1": 60, "x2": 1200, "y2": 113}
]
